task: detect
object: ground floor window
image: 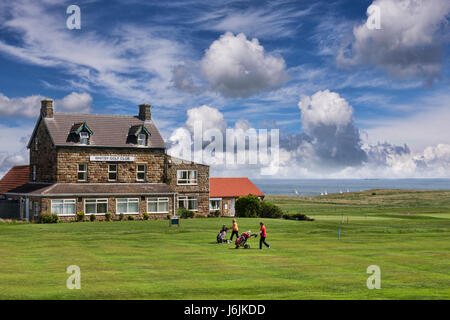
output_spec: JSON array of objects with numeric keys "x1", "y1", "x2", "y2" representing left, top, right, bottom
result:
[
  {"x1": 147, "y1": 197, "x2": 169, "y2": 214},
  {"x1": 116, "y1": 198, "x2": 139, "y2": 214},
  {"x1": 51, "y1": 199, "x2": 76, "y2": 216},
  {"x1": 85, "y1": 199, "x2": 108, "y2": 215},
  {"x1": 209, "y1": 198, "x2": 221, "y2": 210},
  {"x1": 178, "y1": 196, "x2": 198, "y2": 211}
]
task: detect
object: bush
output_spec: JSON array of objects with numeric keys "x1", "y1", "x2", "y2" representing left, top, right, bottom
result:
[
  {"x1": 40, "y1": 213, "x2": 59, "y2": 224},
  {"x1": 76, "y1": 211, "x2": 85, "y2": 222},
  {"x1": 143, "y1": 212, "x2": 150, "y2": 220},
  {"x1": 89, "y1": 214, "x2": 96, "y2": 222},
  {"x1": 178, "y1": 207, "x2": 194, "y2": 219},
  {"x1": 119, "y1": 213, "x2": 125, "y2": 221},
  {"x1": 235, "y1": 194, "x2": 261, "y2": 218},
  {"x1": 127, "y1": 215, "x2": 135, "y2": 221},
  {"x1": 284, "y1": 213, "x2": 314, "y2": 221},
  {"x1": 105, "y1": 212, "x2": 112, "y2": 221},
  {"x1": 260, "y1": 201, "x2": 283, "y2": 219}
]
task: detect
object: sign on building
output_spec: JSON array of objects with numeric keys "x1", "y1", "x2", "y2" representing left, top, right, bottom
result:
[{"x1": 89, "y1": 156, "x2": 135, "y2": 162}]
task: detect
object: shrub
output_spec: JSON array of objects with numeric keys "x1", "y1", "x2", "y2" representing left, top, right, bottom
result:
[
  {"x1": 119, "y1": 213, "x2": 125, "y2": 221},
  {"x1": 178, "y1": 207, "x2": 194, "y2": 219},
  {"x1": 105, "y1": 212, "x2": 112, "y2": 221},
  {"x1": 40, "y1": 213, "x2": 59, "y2": 224},
  {"x1": 143, "y1": 212, "x2": 150, "y2": 220},
  {"x1": 284, "y1": 213, "x2": 314, "y2": 221},
  {"x1": 260, "y1": 201, "x2": 283, "y2": 219},
  {"x1": 89, "y1": 214, "x2": 96, "y2": 222},
  {"x1": 76, "y1": 211, "x2": 85, "y2": 222},
  {"x1": 235, "y1": 194, "x2": 261, "y2": 218},
  {"x1": 127, "y1": 215, "x2": 135, "y2": 221}
]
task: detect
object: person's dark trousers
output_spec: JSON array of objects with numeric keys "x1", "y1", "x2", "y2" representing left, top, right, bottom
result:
[
  {"x1": 260, "y1": 236, "x2": 270, "y2": 249},
  {"x1": 230, "y1": 230, "x2": 239, "y2": 241}
]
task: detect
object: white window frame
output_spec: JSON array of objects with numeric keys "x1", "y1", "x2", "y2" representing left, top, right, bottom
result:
[
  {"x1": 136, "y1": 164, "x2": 146, "y2": 182},
  {"x1": 51, "y1": 199, "x2": 76, "y2": 216},
  {"x1": 78, "y1": 163, "x2": 88, "y2": 182},
  {"x1": 80, "y1": 132, "x2": 89, "y2": 145},
  {"x1": 178, "y1": 196, "x2": 198, "y2": 211},
  {"x1": 32, "y1": 165, "x2": 36, "y2": 181},
  {"x1": 177, "y1": 170, "x2": 198, "y2": 185},
  {"x1": 137, "y1": 133, "x2": 147, "y2": 147},
  {"x1": 116, "y1": 198, "x2": 139, "y2": 215},
  {"x1": 147, "y1": 197, "x2": 169, "y2": 214},
  {"x1": 209, "y1": 198, "x2": 222, "y2": 211},
  {"x1": 84, "y1": 199, "x2": 108, "y2": 215},
  {"x1": 108, "y1": 164, "x2": 118, "y2": 181}
]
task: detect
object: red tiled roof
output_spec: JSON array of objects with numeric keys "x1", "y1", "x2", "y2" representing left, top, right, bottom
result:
[
  {"x1": 210, "y1": 177, "x2": 264, "y2": 198},
  {"x1": 0, "y1": 165, "x2": 29, "y2": 195}
]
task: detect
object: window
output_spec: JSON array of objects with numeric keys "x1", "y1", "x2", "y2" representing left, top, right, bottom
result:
[
  {"x1": 34, "y1": 138, "x2": 38, "y2": 151},
  {"x1": 32, "y1": 165, "x2": 36, "y2": 181},
  {"x1": 108, "y1": 164, "x2": 118, "y2": 181},
  {"x1": 209, "y1": 198, "x2": 221, "y2": 211},
  {"x1": 116, "y1": 198, "x2": 139, "y2": 214},
  {"x1": 78, "y1": 164, "x2": 88, "y2": 181},
  {"x1": 33, "y1": 201, "x2": 39, "y2": 217},
  {"x1": 80, "y1": 132, "x2": 89, "y2": 145},
  {"x1": 85, "y1": 199, "x2": 108, "y2": 215},
  {"x1": 178, "y1": 196, "x2": 198, "y2": 211},
  {"x1": 177, "y1": 170, "x2": 198, "y2": 185},
  {"x1": 147, "y1": 197, "x2": 169, "y2": 214},
  {"x1": 51, "y1": 199, "x2": 76, "y2": 216},
  {"x1": 137, "y1": 134, "x2": 147, "y2": 146},
  {"x1": 136, "y1": 164, "x2": 146, "y2": 181}
]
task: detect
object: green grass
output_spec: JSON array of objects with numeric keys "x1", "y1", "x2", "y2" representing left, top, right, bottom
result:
[{"x1": 1, "y1": 189, "x2": 450, "y2": 299}]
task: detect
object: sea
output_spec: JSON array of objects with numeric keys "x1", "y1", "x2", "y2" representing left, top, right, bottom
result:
[{"x1": 252, "y1": 179, "x2": 450, "y2": 196}]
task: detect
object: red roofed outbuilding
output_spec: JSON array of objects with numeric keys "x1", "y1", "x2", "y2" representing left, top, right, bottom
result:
[
  {"x1": 209, "y1": 177, "x2": 264, "y2": 216},
  {"x1": 0, "y1": 165, "x2": 29, "y2": 199}
]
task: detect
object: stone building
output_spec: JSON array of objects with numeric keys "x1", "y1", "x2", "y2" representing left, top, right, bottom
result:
[{"x1": 5, "y1": 99, "x2": 209, "y2": 221}]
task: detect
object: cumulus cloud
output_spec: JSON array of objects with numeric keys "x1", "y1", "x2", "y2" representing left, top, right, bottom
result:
[
  {"x1": 201, "y1": 32, "x2": 288, "y2": 98},
  {"x1": 338, "y1": 0, "x2": 450, "y2": 84},
  {"x1": 0, "y1": 92, "x2": 93, "y2": 118},
  {"x1": 297, "y1": 90, "x2": 367, "y2": 167},
  {"x1": 167, "y1": 95, "x2": 450, "y2": 178}
]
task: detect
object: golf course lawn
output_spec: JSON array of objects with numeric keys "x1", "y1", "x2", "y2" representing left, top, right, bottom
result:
[{"x1": 0, "y1": 189, "x2": 449, "y2": 299}]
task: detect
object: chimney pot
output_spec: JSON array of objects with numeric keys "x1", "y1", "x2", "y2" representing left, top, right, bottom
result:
[
  {"x1": 139, "y1": 103, "x2": 151, "y2": 121},
  {"x1": 41, "y1": 98, "x2": 54, "y2": 118}
]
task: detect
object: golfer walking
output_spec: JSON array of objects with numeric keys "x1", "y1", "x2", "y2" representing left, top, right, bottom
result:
[
  {"x1": 230, "y1": 219, "x2": 239, "y2": 241},
  {"x1": 259, "y1": 221, "x2": 270, "y2": 249}
]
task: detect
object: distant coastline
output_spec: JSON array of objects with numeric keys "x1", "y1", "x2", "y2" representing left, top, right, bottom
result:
[{"x1": 252, "y1": 178, "x2": 450, "y2": 196}]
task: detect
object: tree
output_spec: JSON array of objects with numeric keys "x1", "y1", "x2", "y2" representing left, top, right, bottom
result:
[{"x1": 235, "y1": 194, "x2": 261, "y2": 218}]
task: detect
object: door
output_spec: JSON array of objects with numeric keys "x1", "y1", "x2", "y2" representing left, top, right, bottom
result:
[{"x1": 230, "y1": 198, "x2": 235, "y2": 216}]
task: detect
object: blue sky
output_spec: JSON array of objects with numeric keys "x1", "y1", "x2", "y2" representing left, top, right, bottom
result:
[{"x1": 0, "y1": 0, "x2": 449, "y2": 178}]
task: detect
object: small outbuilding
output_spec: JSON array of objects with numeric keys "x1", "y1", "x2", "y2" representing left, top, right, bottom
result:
[{"x1": 209, "y1": 177, "x2": 264, "y2": 216}]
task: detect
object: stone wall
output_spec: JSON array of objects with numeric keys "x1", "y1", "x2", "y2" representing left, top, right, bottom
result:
[
  {"x1": 29, "y1": 119, "x2": 57, "y2": 182},
  {"x1": 166, "y1": 156, "x2": 210, "y2": 216},
  {"x1": 56, "y1": 148, "x2": 166, "y2": 183}
]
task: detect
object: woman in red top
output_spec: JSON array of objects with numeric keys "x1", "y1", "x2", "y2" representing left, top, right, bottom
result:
[{"x1": 259, "y1": 222, "x2": 270, "y2": 249}]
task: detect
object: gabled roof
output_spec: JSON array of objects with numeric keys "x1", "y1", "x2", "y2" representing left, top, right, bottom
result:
[
  {"x1": 28, "y1": 113, "x2": 165, "y2": 149},
  {"x1": 0, "y1": 165, "x2": 29, "y2": 195},
  {"x1": 210, "y1": 177, "x2": 264, "y2": 198}
]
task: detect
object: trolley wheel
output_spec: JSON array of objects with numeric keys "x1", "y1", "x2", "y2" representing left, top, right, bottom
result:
[{"x1": 244, "y1": 244, "x2": 249, "y2": 249}]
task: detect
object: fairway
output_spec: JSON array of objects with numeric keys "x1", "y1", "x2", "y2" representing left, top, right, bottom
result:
[{"x1": 1, "y1": 189, "x2": 450, "y2": 299}]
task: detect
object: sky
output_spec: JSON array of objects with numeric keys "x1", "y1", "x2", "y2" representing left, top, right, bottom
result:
[{"x1": 0, "y1": 0, "x2": 449, "y2": 179}]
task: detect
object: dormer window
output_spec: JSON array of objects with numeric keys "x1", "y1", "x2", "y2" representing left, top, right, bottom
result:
[
  {"x1": 137, "y1": 134, "x2": 146, "y2": 146},
  {"x1": 80, "y1": 132, "x2": 89, "y2": 145}
]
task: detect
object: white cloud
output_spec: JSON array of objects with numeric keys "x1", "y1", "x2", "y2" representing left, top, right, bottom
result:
[
  {"x1": 0, "y1": 92, "x2": 93, "y2": 118},
  {"x1": 338, "y1": 0, "x2": 450, "y2": 83},
  {"x1": 201, "y1": 32, "x2": 288, "y2": 98},
  {"x1": 186, "y1": 105, "x2": 227, "y2": 134}
]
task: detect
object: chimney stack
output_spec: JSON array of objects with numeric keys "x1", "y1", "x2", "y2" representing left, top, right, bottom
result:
[
  {"x1": 138, "y1": 103, "x2": 151, "y2": 121},
  {"x1": 41, "y1": 98, "x2": 54, "y2": 118}
]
